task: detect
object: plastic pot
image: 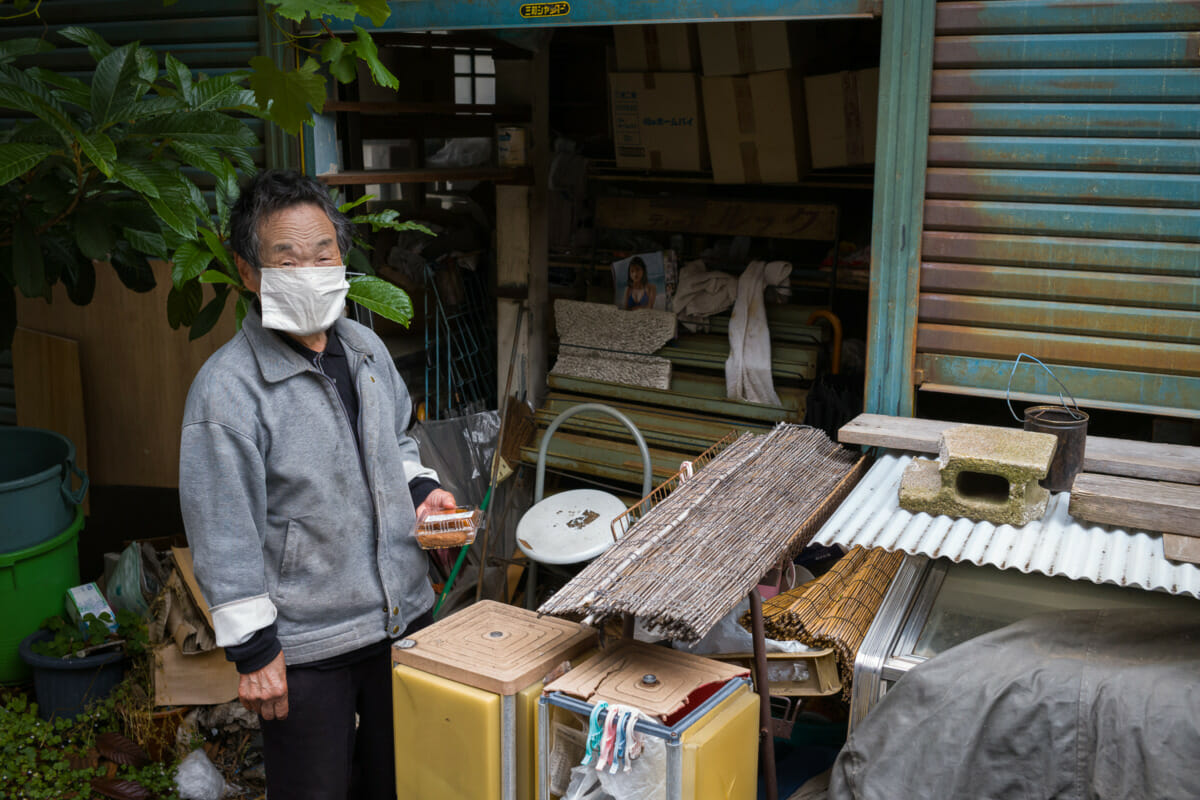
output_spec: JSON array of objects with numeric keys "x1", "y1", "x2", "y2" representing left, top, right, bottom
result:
[{"x1": 18, "y1": 629, "x2": 126, "y2": 720}]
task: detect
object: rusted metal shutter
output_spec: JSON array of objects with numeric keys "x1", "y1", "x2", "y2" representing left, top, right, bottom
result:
[{"x1": 915, "y1": 0, "x2": 1200, "y2": 418}]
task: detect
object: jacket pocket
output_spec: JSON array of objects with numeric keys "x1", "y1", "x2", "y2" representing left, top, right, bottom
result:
[{"x1": 278, "y1": 518, "x2": 303, "y2": 587}]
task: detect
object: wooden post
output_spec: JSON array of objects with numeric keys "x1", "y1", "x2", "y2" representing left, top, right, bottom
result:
[{"x1": 527, "y1": 44, "x2": 551, "y2": 408}]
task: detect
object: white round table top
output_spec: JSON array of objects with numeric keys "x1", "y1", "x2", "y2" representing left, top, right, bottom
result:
[{"x1": 515, "y1": 489, "x2": 628, "y2": 565}]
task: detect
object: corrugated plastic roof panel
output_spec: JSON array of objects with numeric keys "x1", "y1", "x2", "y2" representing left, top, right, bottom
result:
[{"x1": 812, "y1": 454, "x2": 1200, "y2": 599}]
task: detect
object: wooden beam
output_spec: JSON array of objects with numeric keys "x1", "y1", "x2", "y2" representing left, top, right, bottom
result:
[
  {"x1": 1069, "y1": 474, "x2": 1200, "y2": 537},
  {"x1": 838, "y1": 413, "x2": 1200, "y2": 484},
  {"x1": 1164, "y1": 534, "x2": 1200, "y2": 565},
  {"x1": 318, "y1": 167, "x2": 530, "y2": 186},
  {"x1": 594, "y1": 196, "x2": 839, "y2": 241},
  {"x1": 322, "y1": 100, "x2": 530, "y2": 119}
]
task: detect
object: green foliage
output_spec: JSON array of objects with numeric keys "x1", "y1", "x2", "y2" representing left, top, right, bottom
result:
[
  {"x1": 0, "y1": 691, "x2": 180, "y2": 800},
  {"x1": 31, "y1": 610, "x2": 149, "y2": 660}
]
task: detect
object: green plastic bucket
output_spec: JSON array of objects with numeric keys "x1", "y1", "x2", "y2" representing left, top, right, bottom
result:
[
  {"x1": 0, "y1": 427, "x2": 88, "y2": 554},
  {"x1": 0, "y1": 507, "x2": 83, "y2": 684}
]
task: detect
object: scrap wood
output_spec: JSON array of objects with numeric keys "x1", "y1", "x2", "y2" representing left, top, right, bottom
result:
[
  {"x1": 752, "y1": 546, "x2": 905, "y2": 698},
  {"x1": 539, "y1": 425, "x2": 865, "y2": 641},
  {"x1": 1069, "y1": 473, "x2": 1200, "y2": 537},
  {"x1": 839, "y1": 413, "x2": 1200, "y2": 485}
]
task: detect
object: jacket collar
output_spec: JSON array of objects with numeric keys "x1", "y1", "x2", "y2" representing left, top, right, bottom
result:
[{"x1": 242, "y1": 309, "x2": 375, "y2": 384}]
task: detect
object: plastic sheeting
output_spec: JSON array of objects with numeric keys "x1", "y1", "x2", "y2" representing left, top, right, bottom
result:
[
  {"x1": 830, "y1": 609, "x2": 1200, "y2": 800},
  {"x1": 409, "y1": 411, "x2": 531, "y2": 615}
]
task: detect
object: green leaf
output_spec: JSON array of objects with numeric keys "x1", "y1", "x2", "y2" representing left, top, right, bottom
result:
[
  {"x1": 122, "y1": 227, "x2": 168, "y2": 260},
  {"x1": 0, "y1": 66, "x2": 78, "y2": 147},
  {"x1": 338, "y1": 193, "x2": 372, "y2": 214},
  {"x1": 171, "y1": 241, "x2": 213, "y2": 288},
  {"x1": 90, "y1": 42, "x2": 142, "y2": 125},
  {"x1": 235, "y1": 292, "x2": 248, "y2": 329},
  {"x1": 268, "y1": 0, "x2": 358, "y2": 23},
  {"x1": 354, "y1": 0, "x2": 391, "y2": 27},
  {"x1": 11, "y1": 221, "x2": 46, "y2": 298},
  {"x1": 147, "y1": 184, "x2": 199, "y2": 240},
  {"x1": 346, "y1": 246, "x2": 372, "y2": 275},
  {"x1": 168, "y1": 139, "x2": 224, "y2": 175},
  {"x1": 45, "y1": 236, "x2": 95, "y2": 305},
  {"x1": 190, "y1": 73, "x2": 255, "y2": 111},
  {"x1": 189, "y1": 290, "x2": 227, "y2": 340},
  {"x1": 167, "y1": 280, "x2": 202, "y2": 328},
  {"x1": 319, "y1": 38, "x2": 357, "y2": 84},
  {"x1": 350, "y1": 26, "x2": 398, "y2": 90},
  {"x1": 199, "y1": 269, "x2": 239, "y2": 287},
  {"x1": 76, "y1": 130, "x2": 117, "y2": 176},
  {"x1": 135, "y1": 46, "x2": 158, "y2": 86},
  {"x1": 214, "y1": 159, "x2": 240, "y2": 233},
  {"x1": 0, "y1": 142, "x2": 57, "y2": 184},
  {"x1": 109, "y1": 161, "x2": 160, "y2": 198},
  {"x1": 129, "y1": 111, "x2": 258, "y2": 150},
  {"x1": 31, "y1": 68, "x2": 91, "y2": 109},
  {"x1": 130, "y1": 94, "x2": 185, "y2": 118},
  {"x1": 0, "y1": 38, "x2": 54, "y2": 65},
  {"x1": 73, "y1": 203, "x2": 117, "y2": 260},
  {"x1": 347, "y1": 275, "x2": 411, "y2": 327},
  {"x1": 199, "y1": 227, "x2": 235, "y2": 271},
  {"x1": 247, "y1": 56, "x2": 326, "y2": 135},
  {"x1": 109, "y1": 240, "x2": 156, "y2": 292},
  {"x1": 165, "y1": 54, "x2": 193, "y2": 104},
  {"x1": 57, "y1": 26, "x2": 113, "y2": 61}
]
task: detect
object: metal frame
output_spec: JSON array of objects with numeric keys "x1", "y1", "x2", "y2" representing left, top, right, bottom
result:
[{"x1": 537, "y1": 678, "x2": 752, "y2": 800}]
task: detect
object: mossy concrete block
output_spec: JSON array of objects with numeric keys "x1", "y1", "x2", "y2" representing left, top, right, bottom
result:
[{"x1": 900, "y1": 425, "x2": 1059, "y2": 527}]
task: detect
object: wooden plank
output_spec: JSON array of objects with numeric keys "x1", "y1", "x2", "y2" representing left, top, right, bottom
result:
[
  {"x1": 929, "y1": 102, "x2": 1200, "y2": 138},
  {"x1": 916, "y1": 354, "x2": 1200, "y2": 421},
  {"x1": 933, "y1": 32, "x2": 1200, "y2": 68},
  {"x1": 1163, "y1": 534, "x2": 1200, "y2": 565},
  {"x1": 922, "y1": 231, "x2": 1200, "y2": 277},
  {"x1": 917, "y1": 294, "x2": 1200, "y2": 343},
  {"x1": 318, "y1": 167, "x2": 530, "y2": 185},
  {"x1": 15, "y1": 260, "x2": 234, "y2": 488},
  {"x1": 923, "y1": 199, "x2": 1200, "y2": 243},
  {"x1": 838, "y1": 413, "x2": 1200, "y2": 484},
  {"x1": 927, "y1": 135, "x2": 1200, "y2": 173},
  {"x1": 920, "y1": 263, "x2": 1200, "y2": 311},
  {"x1": 917, "y1": 323, "x2": 1200, "y2": 376},
  {"x1": 1069, "y1": 473, "x2": 1200, "y2": 536},
  {"x1": 935, "y1": 1, "x2": 1200, "y2": 35},
  {"x1": 924, "y1": 168, "x2": 1200, "y2": 208},
  {"x1": 594, "y1": 196, "x2": 839, "y2": 241},
  {"x1": 322, "y1": 100, "x2": 530, "y2": 118},
  {"x1": 931, "y1": 68, "x2": 1200, "y2": 102},
  {"x1": 12, "y1": 328, "x2": 89, "y2": 513}
]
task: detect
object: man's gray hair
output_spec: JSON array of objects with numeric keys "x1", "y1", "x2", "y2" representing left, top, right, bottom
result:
[{"x1": 229, "y1": 169, "x2": 354, "y2": 271}]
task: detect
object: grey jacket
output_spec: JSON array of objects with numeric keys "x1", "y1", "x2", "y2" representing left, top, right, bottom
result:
[{"x1": 179, "y1": 311, "x2": 434, "y2": 665}]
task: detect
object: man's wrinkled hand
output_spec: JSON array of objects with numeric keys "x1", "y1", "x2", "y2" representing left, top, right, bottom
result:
[
  {"x1": 240, "y1": 651, "x2": 289, "y2": 721},
  {"x1": 416, "y1": 488, "x2": 457, "y2": 525}
]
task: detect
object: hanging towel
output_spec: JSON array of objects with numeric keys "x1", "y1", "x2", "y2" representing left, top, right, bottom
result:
[
  {"x1": 672, "y1": 260, "x2": 737, "y2": 322},
  {"x1": 725, "y1": 260, "x2": 792, "y2": 405}
]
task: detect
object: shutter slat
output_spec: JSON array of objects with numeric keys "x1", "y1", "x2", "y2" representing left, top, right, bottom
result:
[
  {"x1": 935, "y1": 32, "x2": 1200, "y2": 68},
  {"x1": 931, "y1": 68, "x2": 1200, "y2": 102},
  {"x1": 928, "y1": 135, "x2": 1200, "y2": 173},
  {"x1": 924, "y1": 199, "x2": 1200, "y2": 242},
  {"x1": 925, "y1": 168, "x2": 1200, "y2": 207},
  {"x1": 922, "y1": 231, "x2": 1200, "y2": 276},
  {"x1": 936, "y1": 1, "x2": 1200, "y2": 35},
  {"x1": 929, "y1": 103, "x2": 1200, "y2": 138}
]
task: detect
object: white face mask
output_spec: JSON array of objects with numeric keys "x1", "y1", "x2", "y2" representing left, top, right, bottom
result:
[{"x1": 258, "y1": 265, "x2": 350, "y2": 337}]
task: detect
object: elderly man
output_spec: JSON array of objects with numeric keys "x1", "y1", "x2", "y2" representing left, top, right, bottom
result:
[{"x1": 180, "y1": 169, "x2": 455, "y2": 799}]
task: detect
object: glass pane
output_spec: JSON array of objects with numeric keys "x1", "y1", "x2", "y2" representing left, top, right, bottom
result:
[
  {"x1": 454, "y1": 76, "x2": 472, "y2": 104},
  {"x1": 454, "y1": 54, "x2": 471, "y2": 73},
  {"x1": 911, "y1": 562, "x2": 1200, "y2": 660},
  {"x1": 475, "y1": 77, "x2": 495, "y2": 105},
  {"x1": 475, "y1": 54, "x2": 495, "y2": 74}
]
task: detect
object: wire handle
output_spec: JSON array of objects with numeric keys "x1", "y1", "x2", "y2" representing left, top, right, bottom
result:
[{"x1": 1006, "y1": 353, "x2": 1085, "y2": 423}]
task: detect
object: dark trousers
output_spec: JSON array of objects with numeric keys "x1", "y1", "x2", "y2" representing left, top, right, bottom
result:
[{"x1": 261, "y1": 611, "x2": 433, "y2": 800}]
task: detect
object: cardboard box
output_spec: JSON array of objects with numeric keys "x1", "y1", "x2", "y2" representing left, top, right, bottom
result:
[
  {"x1": 614, "y1": 24, "x2": 699, "y2": 72},
  {"x1": 152, "y1": 642, "x2": 240, "y2": 707},
  {"x1": 610, "y1": 72, "x2": 707, "y2": 172},
  {"x1": 702, "y1": 70, "x2": 810, "y2": 184},
  {"x1": 804, "y1": 68, "x2": 880, "y2": 169},
  {"x1": 698, "y1": 22, "x2": 792, "y2": 77},
  {"x1": 66, "y1": 582, "x2": 118, "y2": 633}
]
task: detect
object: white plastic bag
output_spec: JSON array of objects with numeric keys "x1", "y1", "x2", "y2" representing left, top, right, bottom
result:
[
  {"x1": 175, "y1": 749, "x2": 231, "y2": 800},
  {"x1": 564, "y1": 764, "x2": 612, "y2": 800},
  {"x1": 598, "y1": 736, "x2": 667, "y2": 800}
]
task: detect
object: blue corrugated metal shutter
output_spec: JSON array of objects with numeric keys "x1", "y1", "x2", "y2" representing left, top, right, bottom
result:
[{"x1": 914, "y1": 0, "x2": 1200, "y2": 418}]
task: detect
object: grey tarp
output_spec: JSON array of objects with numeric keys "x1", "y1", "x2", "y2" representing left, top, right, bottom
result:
[{"x1": 831, "y1": 609, "x2": 1200, "y2": 800}]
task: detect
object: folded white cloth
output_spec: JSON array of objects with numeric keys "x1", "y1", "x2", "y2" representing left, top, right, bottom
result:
[
  {"x1": 725, "y1": 260, "x2": 792, "y2": 405},
  {"x1": 672, "y1": 260, "x2": 737, "y2": 320}
]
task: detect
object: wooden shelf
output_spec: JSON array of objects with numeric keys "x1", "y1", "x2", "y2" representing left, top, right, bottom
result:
[
  {"x1": 588, "y1": 165, "x2": 874, "y2": 191},
  {"x1": 323, "y1": 100, "x2": 530, "y2": 120},
  {"x1": 318, "y1": 167, "x2": 531, "y2": 186}
]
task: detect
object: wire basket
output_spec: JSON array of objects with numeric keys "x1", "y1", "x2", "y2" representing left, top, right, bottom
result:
[{"x1": 415, "y1": 507, "x2": 482, "y2": 550}]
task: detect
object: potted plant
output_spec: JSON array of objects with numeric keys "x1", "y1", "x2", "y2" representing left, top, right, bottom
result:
[{"x1": 18, "y1": 609, "x2": 148, "y2": 721}]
